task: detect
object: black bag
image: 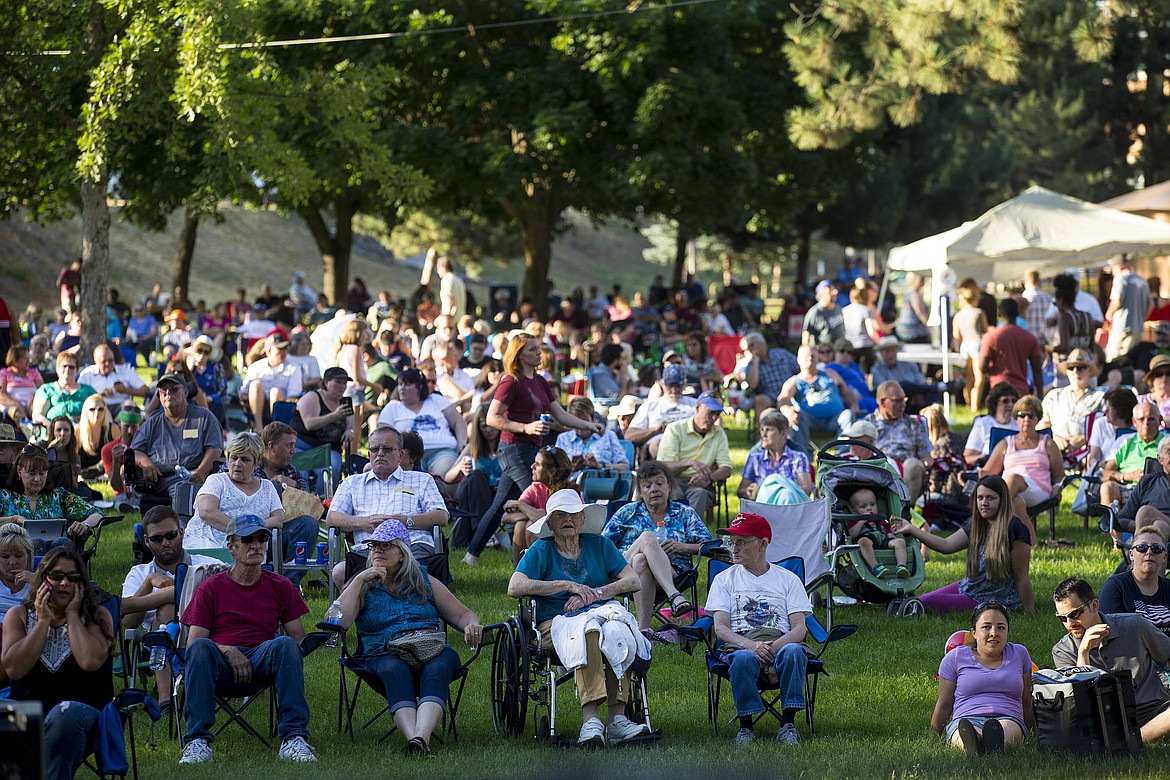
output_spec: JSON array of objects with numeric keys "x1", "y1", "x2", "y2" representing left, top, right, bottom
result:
[{"x1": 1032, "y1": 666, "x2": 1143, "y2": 755}]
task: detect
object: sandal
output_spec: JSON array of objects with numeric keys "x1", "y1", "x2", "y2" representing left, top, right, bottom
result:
[
  {"x1": 403, "y1": 737, "x2": 429, "y2": 757},
  {"x1": 668, "y1": 592, "x2": 694, "y2": 619}
]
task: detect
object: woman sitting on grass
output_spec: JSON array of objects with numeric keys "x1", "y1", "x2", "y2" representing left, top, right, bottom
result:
[
  {"x1": 932, "y1": 602, "x2": 1034, "y2": 756},
  {"x1": 894, "y1": 474, "x2": 1034, "y2": 614}
]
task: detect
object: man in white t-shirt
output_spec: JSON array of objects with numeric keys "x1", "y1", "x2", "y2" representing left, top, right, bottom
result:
[
  {"x1": 437, "y1": 255, "x2": 467, "y2": 322},
  {"x1": 625, "y1": 364, "x2": 698, "y2": 458},
  {"x1": 242, "y1": 334, "x2": 303, "y2": 431},
  {"x1": 120, "y1": 506, "x2": 222, "y2": 713},
  {"x1": 706, "y1": 512, "x2": 812, "y2": 747},
  {"x1": 79, "y1": 344, "x2": 150, "y2": 410}
]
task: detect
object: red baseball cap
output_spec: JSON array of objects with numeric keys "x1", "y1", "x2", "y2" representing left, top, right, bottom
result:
[{"x1": 722, "y1": 512, "x2": 771, "y2": 542}]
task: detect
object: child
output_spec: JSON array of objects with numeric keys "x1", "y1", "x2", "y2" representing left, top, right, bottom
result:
[{"x1": 847, "y1": 487, "x2": 910, "y2": 578}]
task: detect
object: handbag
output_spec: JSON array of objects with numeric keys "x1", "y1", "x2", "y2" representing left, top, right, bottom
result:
[{"x1": 383, "y1": 630, "x2": 448, "y2": 669}]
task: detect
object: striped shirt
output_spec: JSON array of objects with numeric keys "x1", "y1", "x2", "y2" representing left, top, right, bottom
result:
[{"x1": 330, "y1": 467, "x2": 447, "y2": 550}]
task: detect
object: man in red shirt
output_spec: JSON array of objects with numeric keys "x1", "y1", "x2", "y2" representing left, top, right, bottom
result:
[
  {"x1": 178, "y1": 515, "x2": 316, "y2": 765},
  {"x1": 977, "y1": 298, "x2": 1043, "y2": 408}
]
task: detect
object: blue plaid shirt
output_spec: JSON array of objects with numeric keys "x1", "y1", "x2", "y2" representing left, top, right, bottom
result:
[
  {"x1": 754, "y1": 348, "x2": 799, "y2": 397},
  {"x1": 555, "y1": 429, "x2": 628, "y2": 469},
  {"x1": 601, "y1": 500, "x2": 713, "y2": 571}
]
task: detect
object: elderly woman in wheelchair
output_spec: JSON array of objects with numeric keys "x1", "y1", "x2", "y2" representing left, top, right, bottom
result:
[
  {"x1": 602, "y1": 460, "x2": 713, "y2": 634},
  {"x1": 507, "y1": 488, "x2": 653, "y2": 747},
  {"x1": 335, "y1": 519, "x2": 482, "y2": 756}
]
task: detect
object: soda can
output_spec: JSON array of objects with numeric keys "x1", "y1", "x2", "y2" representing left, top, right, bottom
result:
[
  {"x1": 539, "y1": 413, "x2": 551, "y2": 432},
  {"x1": 294, "y1": 541, "x2": 307, "y2": 565},
  {"x1": 316, "y1": 542, "x2": 329, "y2": 565}
]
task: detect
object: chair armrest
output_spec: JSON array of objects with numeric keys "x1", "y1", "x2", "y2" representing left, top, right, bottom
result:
[{"x1": 299, "y1": 631, "x2": 330, "y2": 657}]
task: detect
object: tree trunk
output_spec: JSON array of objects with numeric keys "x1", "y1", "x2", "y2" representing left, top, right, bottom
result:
[
  {"x1": 794, "y1": 223, "x2": 812, "y2": 291},
  {"x1": 171, "y1": 207, "x2": 199, "y2": 301},
  {"x1": 499, "y1": 192, "x2": 561, "y2": 321},
  {"x1": 671, "y1": 230, "x2": 688, "y2": 289},
  {"x1": 79, "y1": 169, "x2": 111, "y2": 357},
  {"x1": 300, "y1": 195, "x2": 357, "y2": 305}
]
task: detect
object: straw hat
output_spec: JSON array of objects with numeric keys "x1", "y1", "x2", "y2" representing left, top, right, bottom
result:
[
  {"x1": 527, "y1": 489, "x2": 607, "y2": 538},
  {"x1": 1145, "y1": 354, "x2": 1170, "y2": 384},
  {"x1": 607, "y1": 396, "x2": 642, "y2": 420},
  {"x1": 1057, "y1": 349, "x2": 1098, "y2": 376}
]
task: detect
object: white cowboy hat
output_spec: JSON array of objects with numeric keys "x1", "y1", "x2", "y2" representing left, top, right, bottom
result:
[
  {"x1": 607, "y1": 395, "x2": 642, "y2": 420},
  {"x1": 528, "y1": 488, "x2": 607, "y2": 538}
]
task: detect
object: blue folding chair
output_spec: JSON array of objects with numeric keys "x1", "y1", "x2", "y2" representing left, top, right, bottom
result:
[{"x1": 679, "y1": 555, "x2": 856, "y2": 736}]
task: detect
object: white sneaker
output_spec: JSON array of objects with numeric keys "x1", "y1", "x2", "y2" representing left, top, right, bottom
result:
[
  {"x1": 279, "y1": 736, "x2": 318, "y2": 762},
  {"x1": 179, "y1": 738, "x2": 212, "y2": 765},
  {"x1": 578, "y1": 716, "x2": 606, "y2": 747},
  {"x1": 606, "y1": 715, "x2": 650, "y2": 744}
]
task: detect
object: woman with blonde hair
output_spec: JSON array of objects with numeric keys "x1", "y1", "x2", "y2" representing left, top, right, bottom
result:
[
  {"x1": 335, "y1": 318, "x2": 376, "y2": 425},
  {"x1": 463, "y1": 334, "x2": 604, "y2": 566},
  {"x1": 76, "y1": 394, "x2": 118, "y2": 475},
  {"x1": 983, "y1": 395, "x2": 1063, "y2": 546}
]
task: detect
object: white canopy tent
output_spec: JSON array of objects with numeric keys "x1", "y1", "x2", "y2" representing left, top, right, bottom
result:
[{"x1": 887, "y1": 185, "x2": 1170, "y2": 284}]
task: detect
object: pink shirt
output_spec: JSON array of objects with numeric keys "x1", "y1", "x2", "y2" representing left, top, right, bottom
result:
[
  {"x1": 1003, "y1": 435, "x2": 1052, "y2": 494},
  {"x1": 0, "y1": 367, "x2": 43, "y2": 406}
]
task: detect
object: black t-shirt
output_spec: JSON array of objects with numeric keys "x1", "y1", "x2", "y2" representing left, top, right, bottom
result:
[
  {"x1": 1099, "y1": 571, "x2": 1170, "y2": 635},
  {"x1": 460, "y1": 354, "x2": 493, "y2": 371}
]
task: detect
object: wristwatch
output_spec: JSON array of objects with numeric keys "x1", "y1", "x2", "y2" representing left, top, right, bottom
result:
[{"x1": 405, "y1": 515, "x2": 414, "y2": 530}]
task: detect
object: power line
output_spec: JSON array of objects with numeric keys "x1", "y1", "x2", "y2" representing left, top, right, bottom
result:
[{"x1": 30, "y1": 0, "x2": 728, "y2": 57}]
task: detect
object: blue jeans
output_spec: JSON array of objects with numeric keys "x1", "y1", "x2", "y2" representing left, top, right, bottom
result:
[
  {"x1": 726, "y1": 644, "x2": 807, "y2": 717},
  {"x1": 468, "y1": 441, "x2": 539, "y2": 556},
  {"x1": 182, "y1": 636, "x2": 309, "y2": 743},
  {"x1": 45, "y1": 700, "x2": 100, "y2": 780},
  {"x1": 279, "y1": 514, "x2": 321, "y2": 586},
  {"x1": 799, "y1": 407, "x2": 854, "y2": 438},
  {"x1": 364, "y1": 645, "x2": 459, "y2": 712}
]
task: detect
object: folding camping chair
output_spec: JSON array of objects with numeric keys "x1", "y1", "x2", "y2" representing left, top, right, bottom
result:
[{"x1": 678, "y1": 555, "x2": 856, "y2": 736}]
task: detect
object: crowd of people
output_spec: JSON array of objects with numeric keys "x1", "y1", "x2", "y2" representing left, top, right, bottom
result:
[{"x1": 1, "y1": 250, "x2": 1170, "y2": 774}]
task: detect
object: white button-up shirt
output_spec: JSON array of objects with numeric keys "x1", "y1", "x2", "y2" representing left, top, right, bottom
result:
[{"x1": 330, "y1": 467, "x2": 447, "y2": 550}]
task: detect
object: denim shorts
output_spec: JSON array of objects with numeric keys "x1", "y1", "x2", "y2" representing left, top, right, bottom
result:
[{"x1": 944, "y1": 715, "x2": 1027, "y2": 741}]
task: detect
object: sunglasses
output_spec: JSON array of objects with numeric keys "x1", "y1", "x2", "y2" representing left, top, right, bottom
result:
[
  {"x1": 1055, "y1": 601, "x2": 1091, "y2": 623},
  {"x1": 1015, "y1": 412, "x2": 1038, "y2": 420},
  {"x1": 1152, "y1": 371, "x2": 1170, "y2": 380},
  {"x1": 1069, "y1": 365, "x2": 1089, "y2": 372},
  {"x1": 237, "y1": 533, "x2": 270, "y2": 545},
  {"x1": 369, "y1": 445, "x2": 399, "y2": 454},
  {"x1": 45, "y1": 570, "x2": 83, "y2": 583},
  {"x1": 146, "y1": 530, "x2": 180, "y2": 544},
  {"x1": 1132, "y1": 543, "x2": 1167, "y2": 555}
]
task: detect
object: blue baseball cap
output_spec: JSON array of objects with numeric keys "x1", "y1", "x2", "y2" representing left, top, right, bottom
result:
[
  {"x1": 696, "y1": 391, "x2": 725, "y2": 412},
  {"x1": 816, "y1": 280, "x2": 834, "y2": 296},
  {"x1": 662, "y1": 364, "x2": 685, "y2": 386},
  {"x1": 226, "y1": 515, "x2": 269, "y2": 538}
]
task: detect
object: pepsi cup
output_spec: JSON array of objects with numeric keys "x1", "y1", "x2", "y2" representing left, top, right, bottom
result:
[{"x1": 294, "y1": 542, "x2": 307, "y2": 565}]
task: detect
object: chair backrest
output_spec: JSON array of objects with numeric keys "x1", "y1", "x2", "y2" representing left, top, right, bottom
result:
[
  {"x1": 578, "y1": 469, "x2": 633, "y2": 503},
  {"x1": 272, "y1": 400, "x2": 296, "y2": 425},
  {"x1": 620, "y1": 439, "x2": 636, "y2": 470},
  {"x1": 989, "y1": 426, "x2": 1015, "y2": 452},
  {"x1": 173, "y1": 481, "x2": 199, "y2": 528},
  {"x1": 739, "y1": 497, "x2": 832, "y2": 585},
  {"x1": 605, "y1": 500, "x2": 632, "y2": 520}
]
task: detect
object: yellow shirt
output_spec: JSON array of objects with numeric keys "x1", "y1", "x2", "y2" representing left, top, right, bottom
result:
[{"x1": 658, "y1": 418, "x2": 731, "y2": 479}]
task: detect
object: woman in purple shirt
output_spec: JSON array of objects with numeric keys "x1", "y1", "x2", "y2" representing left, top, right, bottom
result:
[{"x1": 932, "y1": 602, "x2": 1035, "y2": 756}]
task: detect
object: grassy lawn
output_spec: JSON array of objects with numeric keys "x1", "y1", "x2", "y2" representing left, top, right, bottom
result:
[{"x1": 86, "y1": 411, "x2": 1168, "y2": 778}]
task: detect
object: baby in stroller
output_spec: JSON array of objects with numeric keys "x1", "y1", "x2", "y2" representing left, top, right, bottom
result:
[{"x1": 847, "y1": 488, "x2": 910, "y2": 579}]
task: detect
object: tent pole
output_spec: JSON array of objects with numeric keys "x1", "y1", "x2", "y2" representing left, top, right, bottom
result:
[{"x1": 940, "y1": 293, "x2": 952, "y2": 418}]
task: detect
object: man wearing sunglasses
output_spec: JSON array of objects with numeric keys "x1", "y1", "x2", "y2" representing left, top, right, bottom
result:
[
  {"x1": 120, "y1": 506, "x2": 221, "y2": 714},
  {"x1": 1052, "y1": 577, "x2": 1170, "y2": 743},
  {"x1": 179, "y1": 515, "x2": 317, "y2": 764},
  {"x1": 1102, "y1": 403, "x2": 1169, "y2": 527},
  {"x1": 1099, "y1": 528, "x2": 1170, "y2": 636}
]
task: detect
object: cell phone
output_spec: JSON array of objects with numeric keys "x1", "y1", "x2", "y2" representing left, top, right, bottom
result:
[{"x1": 338, "y1": 397, "x2": 354, "y2": 415}]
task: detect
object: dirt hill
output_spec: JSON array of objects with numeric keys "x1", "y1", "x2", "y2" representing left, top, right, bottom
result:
[{"x1": 1, "y1": 206, "x2": 682, "y2": 314}]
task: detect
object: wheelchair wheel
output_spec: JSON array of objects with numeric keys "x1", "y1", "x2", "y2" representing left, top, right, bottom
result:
[
  {"x1": 490, "y1": 617, "x2": 529, "y2": 736},
  {"x1": 897, "y1": 598, "x2": 925, "y2": 618}
]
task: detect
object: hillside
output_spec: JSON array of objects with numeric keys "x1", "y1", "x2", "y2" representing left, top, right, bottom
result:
[{"x1": 1, "y1": 206, "x2": 684, "y2": 314}]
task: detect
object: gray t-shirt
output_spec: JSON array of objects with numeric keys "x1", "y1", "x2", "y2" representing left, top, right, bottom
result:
[
  {"x1": 131, "y1": 405, "x2": 223, "y2": 473},
  {"x1": 803, "y1": 304, "x2": 844, "y2": 346},
  {"x1": 1112, "y1": 272, "x2": 1152, "y2": 334},
  {"x1": 1052, "y1": 612, "x2": 1170, "y2": 715}
]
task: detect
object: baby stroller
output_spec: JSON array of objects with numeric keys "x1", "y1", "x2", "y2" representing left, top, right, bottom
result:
[{"x1": 816, "y1": 439, "x2": 927, "y2": 617}]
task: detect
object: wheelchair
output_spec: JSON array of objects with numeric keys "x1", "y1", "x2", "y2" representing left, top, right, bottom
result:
[{"x1": 486, "y1": 597, "x2": 662, "y2": 747}]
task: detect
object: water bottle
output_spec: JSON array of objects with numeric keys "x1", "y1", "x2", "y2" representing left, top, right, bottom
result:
[
  {"x1": 654, "y1": 520, "x2": 668, "y2": 542},
  {"x1": 324, "y1": 600, "x2": 343, "y2": 647},
  {"x1": 175, "y1": 465, "x2": 192, "y2": 481},
  {"x1": 148, "y1": 644, "x2": 168, "y2": 671}
]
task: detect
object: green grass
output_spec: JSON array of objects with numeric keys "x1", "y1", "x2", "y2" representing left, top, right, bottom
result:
[{"x1": 87, "y1": 415, "x2": 1167, "y2": 778}]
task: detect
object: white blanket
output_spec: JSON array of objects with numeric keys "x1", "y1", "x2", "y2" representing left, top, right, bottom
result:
[{"x1": 549, "y1": 601, "x2": 650, "y2": 680}]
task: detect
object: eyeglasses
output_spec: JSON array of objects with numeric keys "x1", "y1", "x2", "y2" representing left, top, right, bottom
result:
[
  {"x1": 1015, "y1": 412, "x2": 1038, "y2": 420},
  {"x1": 880, "y1": 397, "x2": 907, "y2": 404},
  {"x1": 727, "y1": 537, "x2": 760, "y2": 548},
  {"x1": 1132, "y1": 543, "x2": 1166, "y2": 555},
  {"x1": 146, "y1": 530, "x2": 180, "y2": 544},
  {"x1": 998, "y1": 397, "x2": 1018, "y2": 405},
  {"x1": 368, "y1": 446, "x2": 398, "y2": 454},
  {"x1": 45, "y1": 570, "x2": 83, "y2": 583},
  {"x1": 1055, "y1": 601, "x2": 1091, "y2": 623},
  {"x1": 368, "y1": 541, "x2": 395, "y2": 552}
]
